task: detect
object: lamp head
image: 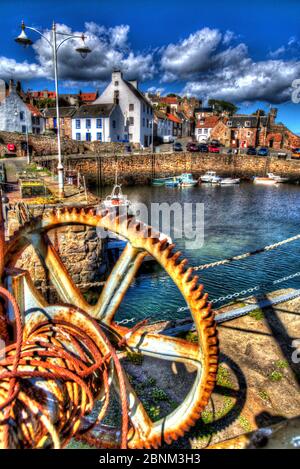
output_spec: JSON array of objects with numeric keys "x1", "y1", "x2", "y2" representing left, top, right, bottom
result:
[
  {"x1": 15, "y1": 21, "x2": 33, "y2": 47},
  {"x1": 75, "y1": 34, "x2": 91, "y2": 59}
]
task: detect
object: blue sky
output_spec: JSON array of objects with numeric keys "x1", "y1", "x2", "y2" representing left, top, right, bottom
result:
[{"x1": 1, "y1": 0, "x2": 300, "y2": 132}]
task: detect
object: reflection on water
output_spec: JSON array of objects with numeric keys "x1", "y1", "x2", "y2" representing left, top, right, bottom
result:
[{"x1": 92, "y1": 182, "x2": 300, "y2": 323}]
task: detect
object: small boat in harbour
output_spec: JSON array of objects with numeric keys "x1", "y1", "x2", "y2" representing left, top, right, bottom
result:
[
  {"x1": 165, "y1": 177, "x2": 180, "y2": 187},
  {"x1": 267, "y1": 173, "x2": 289, "y2": 183},
  {"x1": 200, "y1": 171, "x2": 221, "y2": 183},
  {"x1": 152, "y1": 177, "x2": 169, "y2": 186},
  {"x1": 178, "y1": 173, "x2": 198, "y2": 187},
  {"x1": 101, "y1": 184, "x2": 131, "y2": 210},
  {"x1": 253, "y1": 177, "x2": 277, "y2": 185},
  {"x1": 219, "y1": 177, "x2": 240, "y2": 185}
]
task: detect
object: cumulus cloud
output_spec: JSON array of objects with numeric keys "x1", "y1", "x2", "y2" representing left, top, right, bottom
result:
[
  {"x1": 159, "y1": 27, "x2": 300, "y2": 104},
  {"x1": 1, "y1": 23, "x2": 299, "y2": 106},
  {"x1": 0, "y1": 22, "x2": 155, "y2": 85},
  {"x1": 183, "y1": 59, "x2": 300, "y2": 104}
]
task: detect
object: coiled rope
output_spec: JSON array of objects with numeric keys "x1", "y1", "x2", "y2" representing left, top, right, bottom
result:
[{"x1": 0, "y1": 287, "x2": 129, "y2": 449}]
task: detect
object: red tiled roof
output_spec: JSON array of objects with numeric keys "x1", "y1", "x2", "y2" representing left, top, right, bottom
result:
[
  {"x1": 196, "y1": 116, "x2": 219, "y2": 129},
  {"x1": 26, "y1": 103, "x2": 42, "y2": 117},
  {"x1": 167, "y1": 113, "x2": 181, "y2": 124},
  {"x1": 80, "y1": 92, "x2": 98, "y2": 102},
  {"x1": 29, "y1": 90, "x2": 56, "y2": 99},
  {"x1": 160, "y1": 97, "x2": 178, "y2": 105}
]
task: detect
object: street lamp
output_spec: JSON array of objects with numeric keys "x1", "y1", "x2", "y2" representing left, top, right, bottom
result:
[{"x1": 15, "y1": 20, "x2": 91, "y2": 198}]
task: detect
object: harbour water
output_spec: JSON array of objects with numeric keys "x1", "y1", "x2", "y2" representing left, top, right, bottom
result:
[{"x1": 92, "y1": 182, "x2": 300, "y2": 323}]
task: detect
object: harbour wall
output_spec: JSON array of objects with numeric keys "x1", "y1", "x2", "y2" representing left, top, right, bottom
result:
[{"x1": 35, "y1": 152, "x2": 300, "y2": 186}]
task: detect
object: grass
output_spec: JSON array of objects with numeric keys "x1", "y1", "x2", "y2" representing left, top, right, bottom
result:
[
  {"x1": 268, "y1": 370, "x2": 283, "y2": 382},
  {"x1": 258, "y1": 390, "x2": 270, "y2": 402},
  {"x1": 238, "y1": 415, "x2": 252, "y2": 432},
  {"x1": 126, "y1": 351, "x2": 144, "y2": 365},
  {"x1": 216, "y1": 364, "x2": 233, "y2": 389},
  {"x1": 275, "y1": 359, "x2": 288, "y2": 369},
  {"x1": 249, "y1": 309, "x2": 264, "y2": 320}
]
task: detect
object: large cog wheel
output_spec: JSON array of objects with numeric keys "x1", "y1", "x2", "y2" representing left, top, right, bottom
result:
[{"x1": 4, "y1": 206, "x2": 219, "y2": 448}]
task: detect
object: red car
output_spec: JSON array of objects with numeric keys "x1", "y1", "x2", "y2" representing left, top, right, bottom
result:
[{"x1": 208, "y1": 145, "x2": 220, "y2": 153}]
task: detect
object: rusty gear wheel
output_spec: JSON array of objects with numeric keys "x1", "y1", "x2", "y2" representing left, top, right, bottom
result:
[{"x1": 3, "y1": 206, "x2": 219, "y2": 448}]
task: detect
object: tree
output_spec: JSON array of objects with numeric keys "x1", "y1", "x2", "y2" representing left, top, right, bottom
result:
[
  {"x1": 208, "y1": 99, "x2": 238, "y2": 115},
  {"x1": 167, "y1": 93, "x2": 181, "y2": 99}
]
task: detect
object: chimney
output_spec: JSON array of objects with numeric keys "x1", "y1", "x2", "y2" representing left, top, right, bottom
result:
[
  {"x1": 9, "y1": 79, "x2": 15, "y2": 93},
  {"x1": 268, "y1": 108, "x2": 277, "y2": 126},
  {"x1": 128, "y1": 79, "x2": 138, "y2": 89},
  {"x1": 112, "y1": 70, "x2": 123, "y2": 84}
]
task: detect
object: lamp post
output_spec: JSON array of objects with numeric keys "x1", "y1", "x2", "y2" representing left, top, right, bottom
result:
[{"x1": 15, "y1": 20, "x2": 91, "y2": 198}]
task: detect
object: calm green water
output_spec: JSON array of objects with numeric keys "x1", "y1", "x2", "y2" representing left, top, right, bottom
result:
[{"x1": 91, "y1": 182, "x2": 300, "y2": 323}]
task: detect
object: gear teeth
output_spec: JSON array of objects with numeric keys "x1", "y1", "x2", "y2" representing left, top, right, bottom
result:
[
  {"x1": 158, "y1": 238, "x2": 168, "y2": 251},
  {"x1": 183, "y1": 267, "x2": 193, "y2": 282},
  {"x1": 171, "y1": 251, "x2": 182, "y2": 264}
]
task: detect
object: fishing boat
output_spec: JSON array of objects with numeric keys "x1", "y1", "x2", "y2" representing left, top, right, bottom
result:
[
  {"x1": 151, "y1": 177, "x2": 174, "y2": 186},
  {"x1": 178, "y1": 173, "x2": 198, "y2": 187},
  {"x1": 200, "y1": 171, "x2": 221, "y2": 183},
  {"x1": 267, "y1": 173, "x2": 289, "y2": 183},
  {"x1": 253, "y1": 177, "x2": 278, "y2": 185},
  {"x1": 165, "y1": 177, "x2": 180, "y2": 187},
  {"x1": 219, "y1": 177, "x2": 240, "y2": 185},
  {"x1": 101, "y1": 184, "x2": 131, "y2": 210}
]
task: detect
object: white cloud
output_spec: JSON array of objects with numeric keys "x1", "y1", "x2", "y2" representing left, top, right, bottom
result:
[{"x1": 0, "y1": 22, "x2": 155, "y2": 85}]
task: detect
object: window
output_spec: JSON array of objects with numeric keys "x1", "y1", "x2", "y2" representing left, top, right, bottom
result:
[
  {"x1": 22, "y1": 125, "x2": 26, "y2": 133},
  {"x1": 247, "y1": 131, "x2": 251, "y2": 137},
  {"x1": 129, "y1": 103, "x2": 134, "y2": 111},
  {"x1": 20, "y1": 111, "x2": 25, "y2": 121},
  {"x1": 204, "y1": 128, "x2": 208, "y2": 134},
  {"x1": 129, "y1": 116, "x2": 134, "y2": 126},
  {"x1": 147, "y1": 119, "x2": 149, "y2": 128},
  {"x1": 245, "y1": 121, "x2": 251, "y2": 127},
  {"x1": 114, "y1": 81, "x2": 119, "y2": 86},
  {"x1": 76, "y1": 133, "x2": 81, "y2": 141},
  {"x1": 227, "y1": 121, "x2": 232, "y2": 127},
  {"x1": 143, "y1": 118, "x2": 145, "y2": 127},
  {"x1": 97, "y1": 132, "x2": 102, "y2": 141},
  {"x1": 198, "y1": 129, "x2": 202, "y2": 134},
  {"x1": 112, "y1": 120, "x2": 116, "y2": 129},
  {"x1": 96, "y1": 118, "x2": 102, "y2": 128},
  {"x1": 86, "y1": 132, "x2": 91, "y2": 141},
  {"x1": 86, "y1": 119, "x2": 91, "y2": 129},
  {"x1": 76, "y1": 119, "x2": 81, "y2": 129}
]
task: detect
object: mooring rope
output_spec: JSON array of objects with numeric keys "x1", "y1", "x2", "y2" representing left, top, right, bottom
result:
[
  {"x1": 0, "y1": 288, "x2": 130, "y2": 449},
  {"x1": 193, "y1": 233, "x2": 300, "y2": 271}
]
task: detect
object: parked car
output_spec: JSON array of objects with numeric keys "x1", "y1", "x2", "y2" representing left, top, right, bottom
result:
[
  {"x1": 173, "y1": 142, "x2": 183, "y2": 152},
  {"x1": 246, "y1": 147, "x2": 257, "y2": 155},
  {"x1": 291, "y1": 148, "x2": 300, "y2": 159},
  {"x1": 257, "y1": 147, "x2": 269, "y2": 156},
  {"x1": 186, "y1": 142, "x2": 199, "y2": 152},
  {"x1": 163, "y1": 135, "x2": 175, "y2": 143},
  {"x1": 199, "y1": 144, "x2": 209, "y2": 153},
  {"x1": 208, "y1": 144, "x2": 220, "y2": 153}
]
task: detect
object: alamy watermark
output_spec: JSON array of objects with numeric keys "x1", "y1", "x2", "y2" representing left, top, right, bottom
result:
[
  {"x1": 96, "y1": 202, "x2": 205, "y2": 250},
  {"x1": 291, "y1": 79, "x2": 300, "y2": 103}
]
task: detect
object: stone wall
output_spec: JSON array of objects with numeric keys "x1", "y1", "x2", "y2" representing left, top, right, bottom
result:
[
  {"x1": 0, "y1": 130, "x2": 134, "y2": 158},
  {"x1": 49, "y1": 152, "x2": 300, "y2": 187},
  {"x1": 8, "y1": 208, "x2": 106, "y2": 302}
]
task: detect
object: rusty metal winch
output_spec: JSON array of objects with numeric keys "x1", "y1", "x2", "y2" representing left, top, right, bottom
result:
[{"x1": 0, "y1": 204, "x2": 218, "y2": 449}]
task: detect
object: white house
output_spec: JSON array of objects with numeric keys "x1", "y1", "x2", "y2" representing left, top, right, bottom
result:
[
  {"x1": 195, "y1": 116, "x2": 219, "y2": 143},
  {"x1": 94, "y1": 71, "x2": 153, "y2": 147},
  {"x1": 0, "y1": 81, "x2": 44, "y2": 134},
  {"x1": 154, "y1": 110, "x2": 173, "y2": 141},
  {"x1": 72, "y1": 104, "x2": 124, "y2": 142}
]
